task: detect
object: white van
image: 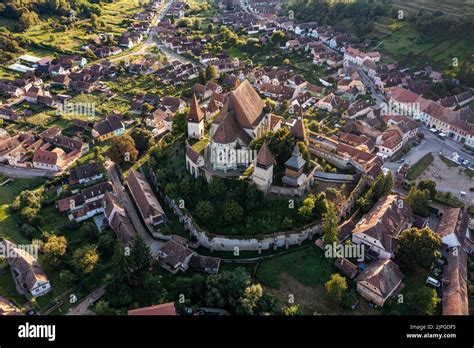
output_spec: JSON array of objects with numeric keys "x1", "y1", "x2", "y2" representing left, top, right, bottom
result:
[{"x1": 426, "y1": 277, "x2": 441, "y2": 288}]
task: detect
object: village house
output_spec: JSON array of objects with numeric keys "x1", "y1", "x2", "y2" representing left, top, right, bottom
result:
[
  {"x1": 103, "y1": 192, "x2": 135, "y2": 247},
  {"x1": 309, "y1": 133, "x2": 383, "y2": 181},
  {"x1": 92, "y1": 115, "x2": 125, "y2": 142},
  {"x1": 355, "y1": 259, "x2": 404, "y2": 306},
  {"x1": 157, "y1": 239, "x2": 220, "y2": 274},
  {"x1": 387, "y1": 87, "x2": 474, "y2": 147},
  {"x1": 119, "y1": 32, "x2": 143, "y2": 49},
  {"x1": 126, "y1": 169, "x2": 167, "y2": 229},
  {"x1": 316, "y1": 93, "x2": 350, "y2": 112},
  {"x1": 146, "y1": 108, "x2": 174, "y2": 136},
  {"x1": 0, "y1": 106, "x2": 19, "y2": 121},
  {"x1": 68, "y1": 162, "x2": 104, "y2": 186},
  {"x1": 57, "y1": 182, "x2": 114, "y2": 222},
  {"x1": 436, "y1": 208, "x2": 470, "y2": 255},
  {"x1": 343, "y1": 46, "x2": 380, "y2": 67},
  {"x1": 342, "y1": 100, "x2": 372, "y2": 119},
  {"x1": 351, "y1": 195, "x2": 419, "y2": 260},
  {"x1": 1, "y1": 240, "x2": 51, "y2": 298},
  {"x1": 157, "y1": 240, "x2": 195, "y2": 274},
  {"x1": 442, "y1": 247, "x2": 468, "y2": 315},
  {"x1": 335, "y1": 257, "x2": 359, "y2": 280},
  {"x1": 32, "y1": 149, "x2": 62, "y2": 172}
]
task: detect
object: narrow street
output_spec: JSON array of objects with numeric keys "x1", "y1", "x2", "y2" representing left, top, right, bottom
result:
[
  {"x1": 106, "y1": 161, "x2": 163, "y2": 256},
  {"x1": 109, "y1": 0, "x2": 173, "y2": 63}
]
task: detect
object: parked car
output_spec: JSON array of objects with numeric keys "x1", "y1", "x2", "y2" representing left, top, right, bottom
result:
[
  {"x1": 470, "y1": 188, "x2": 474, "y2": 192},
  {"x1": 426, "y1": 277, "x2": 441, "y2": 288}
]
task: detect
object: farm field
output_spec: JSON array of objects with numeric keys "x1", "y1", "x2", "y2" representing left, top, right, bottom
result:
[
  {"x1": 391, "y1": 0, "x2": 474, "y2": 17},
  {"x1": 378, "y1": 21, "x2": 472, "y2": 70}
]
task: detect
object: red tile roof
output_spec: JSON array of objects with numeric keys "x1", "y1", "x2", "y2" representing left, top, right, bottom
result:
[{"x1": 128, "y1": 302, "x2": 177, "y2": 316}]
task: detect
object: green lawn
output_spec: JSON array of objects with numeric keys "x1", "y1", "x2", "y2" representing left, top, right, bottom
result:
[
  {"x1": 406, "y1": 153, "x2": 434, "y2": 181},
  {"x1": 0, "y1": 178, "x2": 46, "y2": 244},
  {"x1": 434, "y1": 191, "x2": 465, "y2": 208},
  {"x1": 255, "y1": 246, "x2": 333, "y2": 289}
]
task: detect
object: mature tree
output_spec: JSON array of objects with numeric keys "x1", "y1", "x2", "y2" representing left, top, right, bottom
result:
[
  {"x1": 342, "y1": 289, "x2": 358, "y2": 309},
  {"x1": 205, "y1": 268, "x2": 251, "y2": 310},
  {"x1": 408, "y1": 287, "x2": 440, "y2": 315},
  {"x1": 94, "y1": 300, "x2": 115, "y2": 315},
  {"x1": 198, "y1": 69, "x2": 206, "y2": 84},
  {"x1": 106, "y1": 134, "x2": 139, "y2": 168},
  {"x1": 97, "y1": 232, "x2": 116, "y2": 259},
  {"x1": 43, "y1": 235, "x2": 67, "y2": 265},
  {"x1": 19, "y1": 11, "x2": 40, "y2": 31},
  {"x1": 395, "y1": 227, "x2": 441, "y2": 271},
  {"x1": 110, "y1": 242, "x2": 133, "y2": 286},
  {"x1": 196, "y1": 200, "x2": 214, "y2": 221},
  {"x1": 298, "y1": 194, "x2": 316, "y2": 220},
  {"x1": 407, "y1": 187, "x2": 430, "y2": 217},
  {"x1": 382, "y1": 171, "x2": 393, "y2": 195},
  {"x1": 271, "y1": 30, "x2": 286, "y2": 44},
  {"x1": 322, "y1": 203, "x2": 339, "y2": 248},
  {"x1": 205, "y1": 64, "x2": 219, "y2": 81},
  {"x1": 358, "y1": 173, "x2": 393, "y2": 213},
  {"x1": 237, "y1": 284, "x2": 264, "y2": 315},
  {"x1": 130, "y1": 236, "x2": 153, "y2": 277},
  {"x1": 417, "y1": 180, "x2": 437, "y2": 200},
  {"x1": 281, "y1": 305, "x2": 300, "y2": 315},
  {"x1": 79, "y1": 221, "x2": 97, "y2": 242},
  {"x1": 130, "y1": 127, "x2": 154, "y2": 155},
  {"x1": 172, "y1": 110, "x2": 187, "y2": 135},
  {"x1": 325, "y1": 273, "x2": 348, "y2": 306},
  {"x1": 59, "y1": 269, "x2": 77, "y2": 286},
  {"x1": 222, "y1": 200, "x2": 244, "y2": 224},
  {"x1": 72, "y1": 244, "x2": 100, "y2": 274}
]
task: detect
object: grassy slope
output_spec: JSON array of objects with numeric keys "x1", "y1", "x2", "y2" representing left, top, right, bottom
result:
[
  {"x1": 255, "y1": 246, "x2": 333, "y2": 289},
  {"x1": 391, "y1": 0, "x2": 474, "y2": 17},
  {"x1": 378, "y1": 20, "x2": 472, "y2": 70},
  {"x1": 0, "y1": 178, "x2": 46, "y2": 244}
]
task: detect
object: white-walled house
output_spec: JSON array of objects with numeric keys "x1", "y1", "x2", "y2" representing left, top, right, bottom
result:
[
  {"x1": 352, "y1": 195, "x2": 417, "y2": 259},
  {"x1": 2, "y1": 240, "x2": 51, "y2": 297}
]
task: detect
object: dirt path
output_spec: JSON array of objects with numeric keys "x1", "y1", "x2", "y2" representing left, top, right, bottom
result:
[{"x1": 67, "y1": 287, "x2": 105, "y2": 315}]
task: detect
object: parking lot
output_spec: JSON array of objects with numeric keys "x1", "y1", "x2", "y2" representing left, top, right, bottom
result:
[{"x1": 418, "y1": 154, "x2": 474, "y2": 207}]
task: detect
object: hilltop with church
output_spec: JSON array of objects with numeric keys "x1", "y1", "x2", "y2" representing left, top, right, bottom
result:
[{"x1": 185, "y1": 80, "x2": 316, "y2": 196}]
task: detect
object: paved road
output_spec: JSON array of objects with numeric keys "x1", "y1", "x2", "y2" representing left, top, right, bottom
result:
[
  {"x1": 109, "y1": 0, "x2": 172, "y2": 63},
  {"x1": 353, "y1": 64, "x2": 387, "y2": 107},
  {"x1": 106, "y1": 161, "x2": 163, "y2": 256},
  {"x1": 67, "y1": 287, "x2": 105, "y2": 316},
  {"x1": 0, "y1": 164, "x2": 53, "y2": 178}
]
